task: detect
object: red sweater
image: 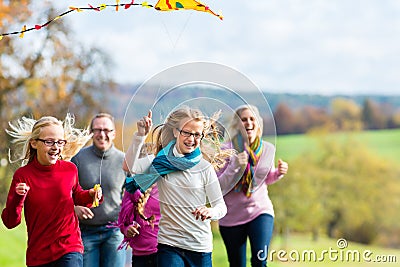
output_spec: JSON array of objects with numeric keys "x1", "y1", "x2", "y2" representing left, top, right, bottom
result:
[{"x1": 1, "y1": 158, "x2": 94, "y2": 266}]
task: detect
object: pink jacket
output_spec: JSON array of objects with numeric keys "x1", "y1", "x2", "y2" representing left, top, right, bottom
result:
[
  {"x1": 117, "y1": 186, "x2": 160, "y2": 256},
  {"x1": 217, "y1": 141, "x2": 283, "y2": 227}
]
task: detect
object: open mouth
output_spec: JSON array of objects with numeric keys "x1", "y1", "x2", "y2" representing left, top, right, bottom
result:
[
  {"x1": 48, "y1": 151, "x2": 60, "y2": 160},
  {"x1": 183, "y1": 141, "x2": 195, "y2": 149},
  {"x1": 181, "y1": 139, "x2": 199, "y2": 152}
]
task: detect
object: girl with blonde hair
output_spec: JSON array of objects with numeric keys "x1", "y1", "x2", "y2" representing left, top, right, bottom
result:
[
  {"x1": 1, "y1": 114, "x2": 102, "y2": 267},
  {"x1": 122, "y1": 106, "x2": 228, "y2": 267},
  {"x1": 217, "y1": 105, "x2": 289, "y2": 267}
]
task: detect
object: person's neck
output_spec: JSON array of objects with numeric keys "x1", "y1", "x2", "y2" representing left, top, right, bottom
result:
[
  {"x1": 173, "y1": 145, "x2": 185, "y2": 157},
  {"x1": 92, "y1": 144, "x2": 113, "y2": 158}
]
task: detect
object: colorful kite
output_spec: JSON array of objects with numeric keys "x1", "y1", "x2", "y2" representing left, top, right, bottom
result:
[
  {"x1": 0, "y1": 0, "x2": 223, "y2": 40},
  {"x1": 155, "y1": 0, "x2": 221, "y2": 18}
]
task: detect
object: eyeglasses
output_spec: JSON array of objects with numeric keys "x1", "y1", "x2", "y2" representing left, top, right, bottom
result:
[
  {"x1": 36, "y1": 139, "x2": 67, "y2": 147},
  {"x1": 92, "y1": 128, "x2": 114, "y2": 134},
  {"x1": 177, "y1": 128, "x2": 204, "y2": 140}
]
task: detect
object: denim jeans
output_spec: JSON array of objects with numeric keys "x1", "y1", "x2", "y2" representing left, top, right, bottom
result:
[
  {"x1": 132, "y1": 253, "x2": 157, "y2": 267},
  {"x1": 219, "y1": 214, "x2": 274, "y2": 267},
  {"x1": 28, "y1": 252, "x2": 83, "y2": 267},
  {"x1": 157, "y1": 244, "x2": 212, "y2": 267},
  {"x1": 80, "y1": 224, "x2": 126, "y2": 267}
]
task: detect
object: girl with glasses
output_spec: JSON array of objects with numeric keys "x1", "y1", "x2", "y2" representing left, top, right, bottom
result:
[
  {"x1": 1, "y1": 114, "x2": 103, "y2": 267},
  {"x1": 123, "y1": 106, "x2": 230, "y2": 267}
]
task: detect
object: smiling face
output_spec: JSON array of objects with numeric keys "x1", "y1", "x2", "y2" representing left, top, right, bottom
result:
[
  {"x1": 31, "y1": 124, "x2": 65, "y2": 166},
  {"x1": 91, "y1": 116, "x2": 115, "y2": 151},
  {"x1": 238, "y1": 108, "x2": 260, "y2": 145},
  {"x1": 173, "y1": 118, "x2": 204, "y2": 154}
]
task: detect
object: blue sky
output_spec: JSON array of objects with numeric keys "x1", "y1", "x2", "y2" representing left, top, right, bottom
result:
[{"x1": 51, "y1": 1, "x2": 400, "y2": 95}]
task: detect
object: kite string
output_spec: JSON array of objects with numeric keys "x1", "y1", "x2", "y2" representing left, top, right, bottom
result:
[
  {"x1": 0, "y1": 2, "x2": 151, "y2": 38},
  {"x1": 160, "y1": 11, "x2": 192, "y2": 50},
  {"x1": 0, "y1": 1, "x2": 222, "y2": 39}
]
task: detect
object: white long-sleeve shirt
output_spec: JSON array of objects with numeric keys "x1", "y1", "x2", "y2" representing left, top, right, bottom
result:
[{"x1": 125, "y1": 133, "x2": 227, "y2": 252}]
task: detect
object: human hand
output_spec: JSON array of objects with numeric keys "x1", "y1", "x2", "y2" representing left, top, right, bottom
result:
[
  {"x1": 278, "y1": 159, "x2": 288, "y2": 175},
  {"x1": 89, "y1": 184, "x2": 102, "y2": 207},
  {"x1": 126, "y1": 222, "x2": 140, "y2": 238},
  {"x1": 15, "y1": 183, "x2": 30, "y2": 196},
  {"x1": 74, "y1": 205, "x2": 94, "y2": 220},
  {"x1": 137, "y1": 110, "x2": 152, "y2": 136},
  {"x1": 192, "y1": 206, "x2": 212, "y2": 221},
  {"x1": 235, "y1": 151, "x2": 248, "y2": 169}
]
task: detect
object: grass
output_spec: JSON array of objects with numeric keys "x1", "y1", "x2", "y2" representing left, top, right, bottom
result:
[
  {"x1": 355, "y1": 129, "x2": 400, "y2": 161},
  {"x1": 0, "y1": 223, "x2": 400, "y2": 267},
  {"x1": 212, "y1": 229, "x2": 400, "y2": 266},
  {"x1": 275, "y1": 129, "x2": 400, "y2": 164},
  {"x1": 0, "y1": 218, "x2": 26, "y2": 266},
  {"x1": 2, "y1": 223, "x2": 399, "y2": 266},
  {"x1": 266, "y1": 233, "x2": 400, "y2": 266}
]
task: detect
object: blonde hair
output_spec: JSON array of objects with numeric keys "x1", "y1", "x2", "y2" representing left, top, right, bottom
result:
[
  {"x1": 136, "y1": 186, "x2": 155, "y2": 226},
  {"x1": 135, "y1": 107, "x2": 234, "y2": 221},
  {"x1": 135, "y1": 144, "x2": 156, "y2": 225},
  {"x1": 151, "y1": 106, "x2": 233, "y2": 171},
  {"x1": 228, "y1": 104, "x2": 263, "y2": 140},
  {"x1": 6, "y1": 113, "x2": 92, "y2": 166}
]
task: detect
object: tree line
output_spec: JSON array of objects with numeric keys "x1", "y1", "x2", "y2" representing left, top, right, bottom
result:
[{"x1": 273, "y1": 97, "x2": 400, "y2": 135}]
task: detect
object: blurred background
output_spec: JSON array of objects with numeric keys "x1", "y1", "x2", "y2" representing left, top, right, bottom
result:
[{"x1": 1, "y1": 1, "x2": 399, "y2": 266}]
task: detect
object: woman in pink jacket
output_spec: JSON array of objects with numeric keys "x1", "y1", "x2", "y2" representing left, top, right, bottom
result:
[{"x1": 217, "y1": 105, "x2": 289, "y2": 267}]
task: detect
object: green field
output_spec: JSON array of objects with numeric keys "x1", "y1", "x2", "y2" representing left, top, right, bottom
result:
[
  {"x1": 1, "y1": 129, "x2": 399, "y2": 266},
  {"x1": 2, "y1": 222, "x2": 399, "y2": 266},
  {"x1": 275, "y1": 129, "x2": 400, "y2": 164},
  {"x1": 212, "y1": 228, "x2": 400, "y2": 266},
  {"x1": 0, "y1": 219, "x2": 26, "y2": 266}
]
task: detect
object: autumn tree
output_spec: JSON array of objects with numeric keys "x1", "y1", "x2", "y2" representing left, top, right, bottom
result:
[
  {"x1": 330, "y1": 97, "x2": 362, "y2": 131},
  {"x1": 296, "y1": 105, "x2": 331, "y2": 133},
  {"x1": 388, "y1": 111, "x2": 400, "y2": 129},
  {"x1": 274, "y1": 103, "x2": 296, "y2": 134},
  {"x1": 362, "y1": 98, "x2": 387, "y2": 130},
  {"x1": 0, "y1": 1, "x2": 115, "y2": 204},
  {"x1": 271, "y1": 132, "x2": 400, "y2": 245}
]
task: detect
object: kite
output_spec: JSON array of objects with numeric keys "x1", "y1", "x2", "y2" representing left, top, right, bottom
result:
[{"x1": 0, "y1": 0, "x2": 223, "y2": 40}]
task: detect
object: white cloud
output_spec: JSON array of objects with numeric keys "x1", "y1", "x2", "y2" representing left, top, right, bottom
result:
[{"x1": 47, "y1": 0, "x2": 400, "y2": 95}]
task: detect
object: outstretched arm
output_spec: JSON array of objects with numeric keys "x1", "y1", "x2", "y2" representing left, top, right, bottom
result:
[
  {"x1": 123, "y1": 110, "x2": 152, "y2": 173},
  {"x1": 264, "y1": 158, "x2": 289, "y2": 185}
]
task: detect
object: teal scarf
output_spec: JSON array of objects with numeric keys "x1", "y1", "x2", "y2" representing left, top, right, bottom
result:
[{"x1": 125, "y1": 140, "x2": 202, "y2": 193}]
